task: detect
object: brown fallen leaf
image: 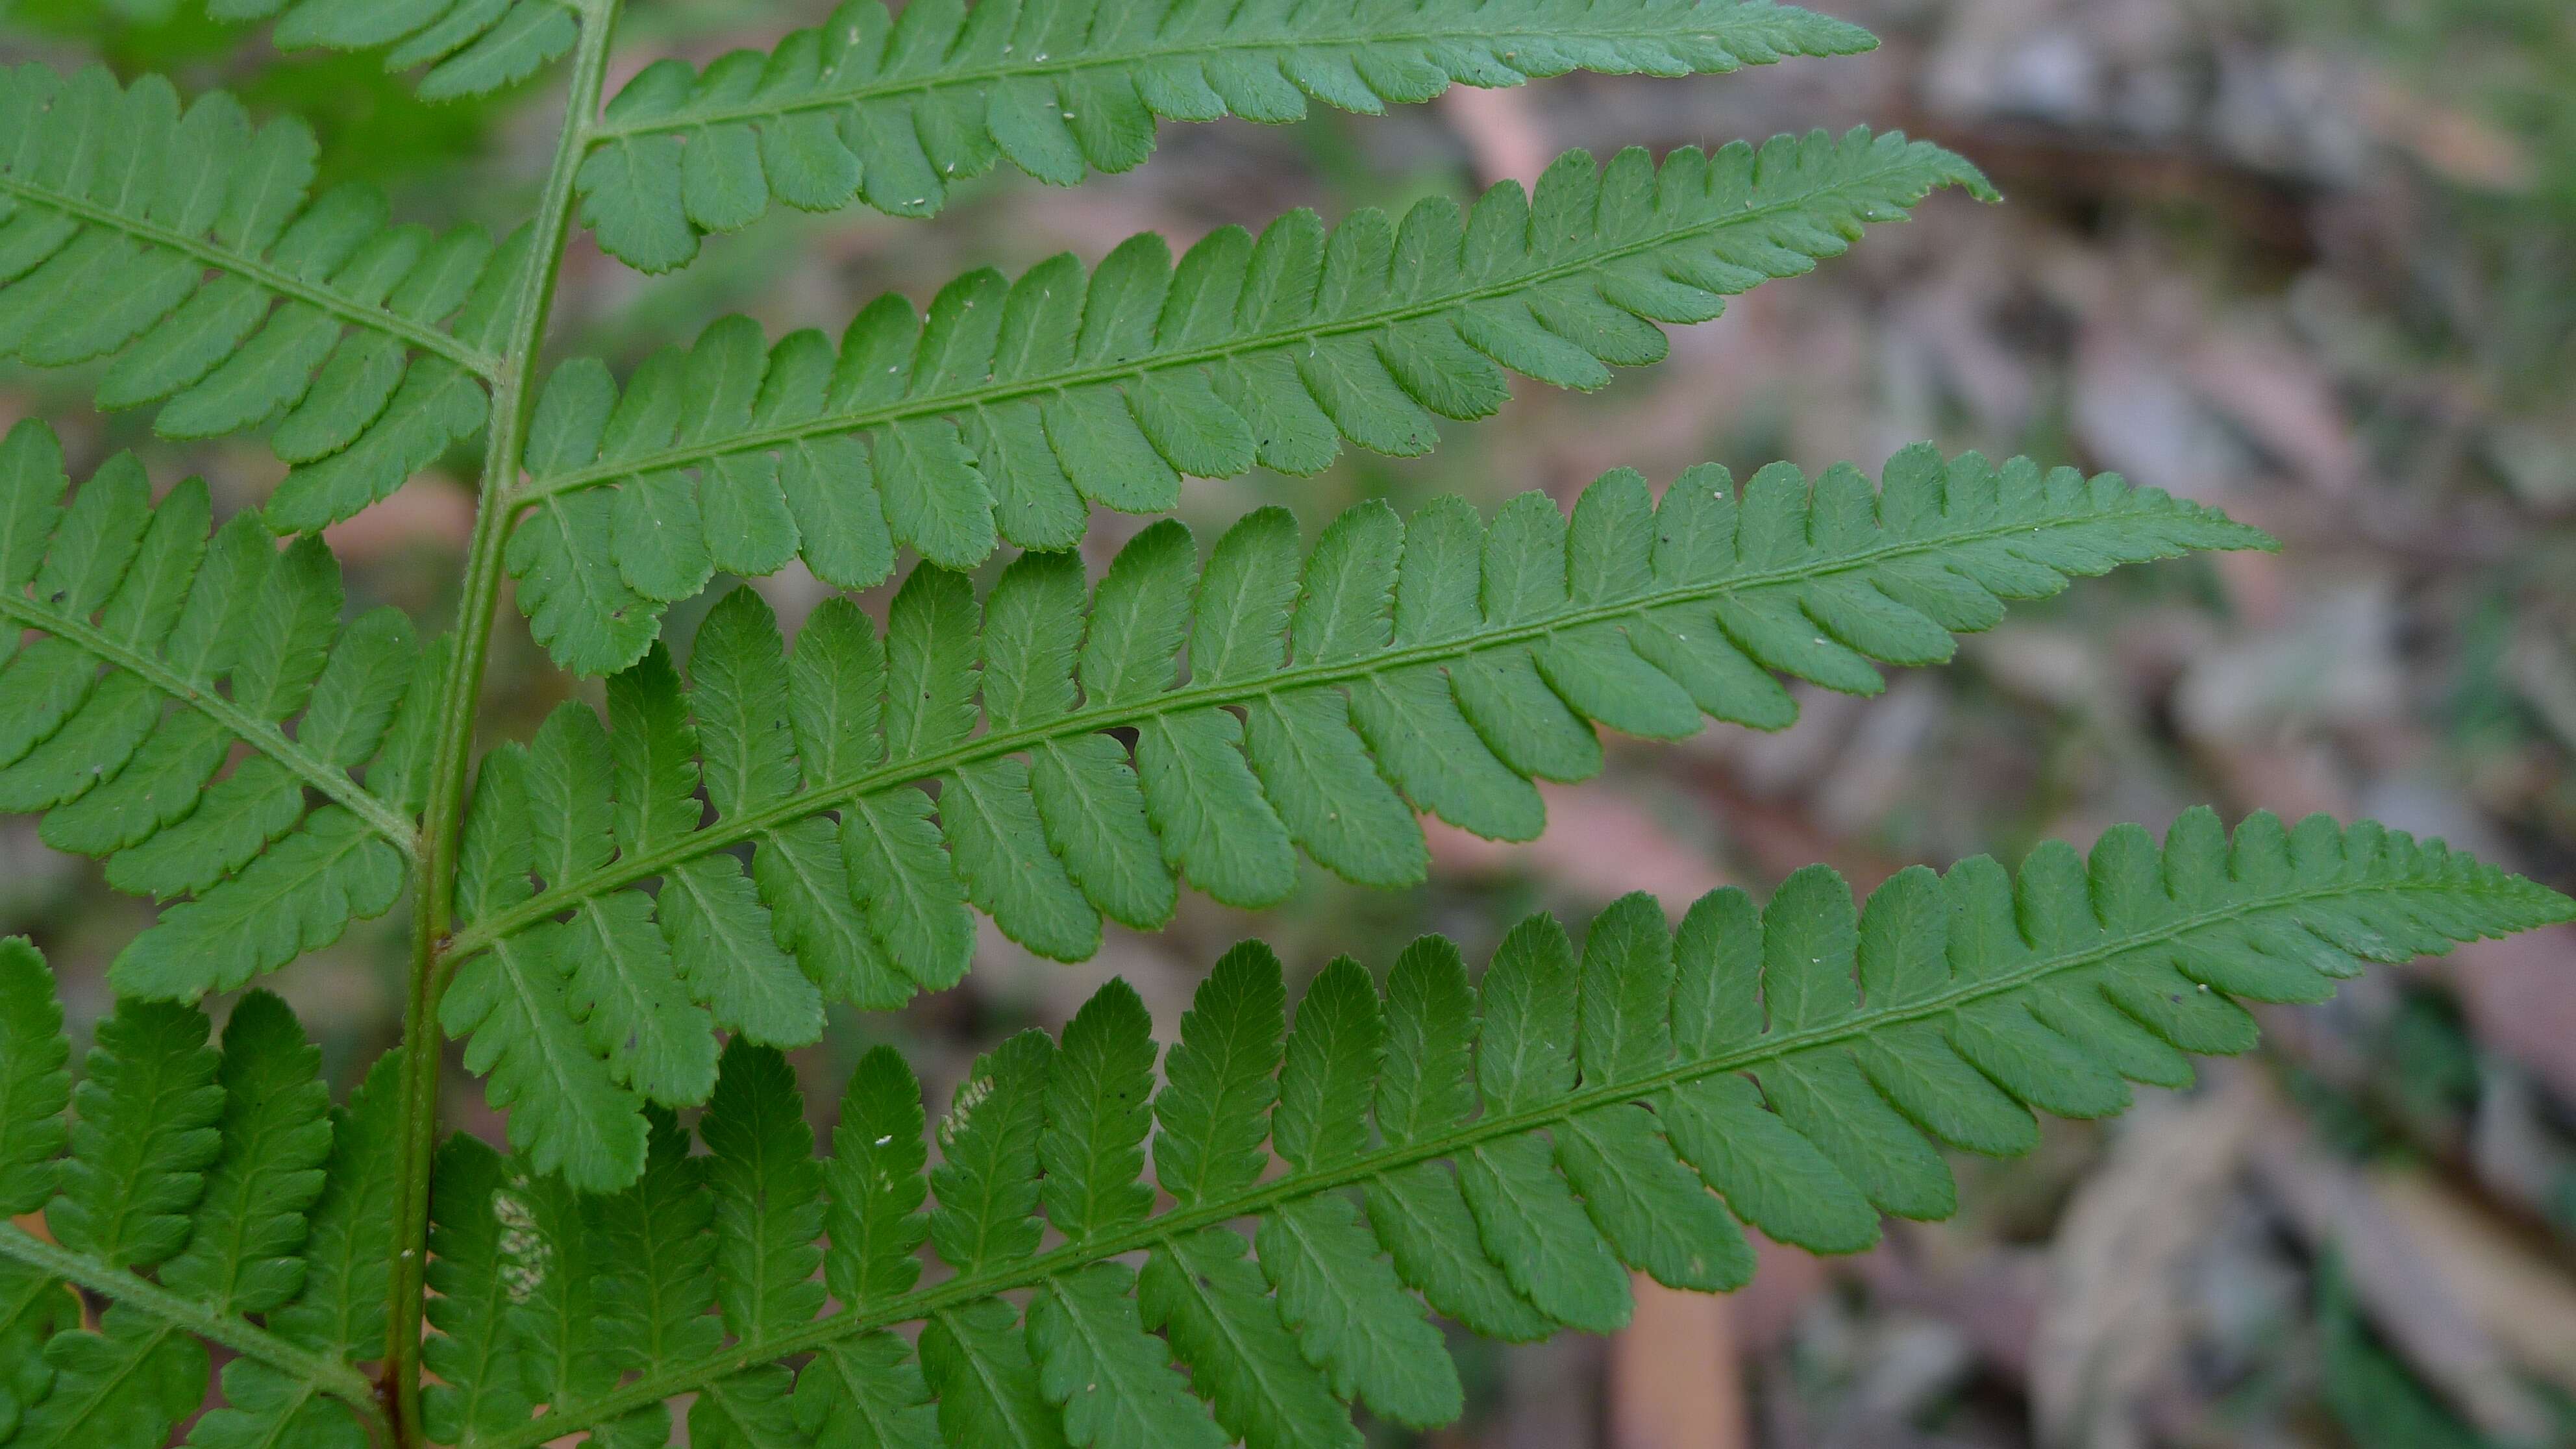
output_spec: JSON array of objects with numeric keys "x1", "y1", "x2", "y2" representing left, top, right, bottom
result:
[
  {"x1": 2249, "y1": 1098, "x2": 2556, "y2": 1443},
  {"x1": 1609, "y1": 1274, "x2": 1749, "y2": 1449},
  {"x1": 2353, "y1": 69, "x2": 2537, "y2": 191},
  {"x1": 1444, "y1": 83, "x2": 1554, "y2": 187},
  {"x1": 2031, "y1": 1072, "x2": 2264, "y2": 1449},
  {"x1": 2368, "y1": 1167, "x2": 2576, "y2": 1395},
  {"x1": 1423, "y1": 780, "x2": 1729, "y2": 910},
  {"x1": 319, "y1": 474, "x2": 475, "y2": 559},
  {"x1": 2449, "y1": 927, "x2": 2576, "y2": 1107}
]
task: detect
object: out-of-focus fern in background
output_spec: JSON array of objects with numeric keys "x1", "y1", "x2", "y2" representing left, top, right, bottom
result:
[{"x1": 5, "y1": 0, "x2": 2574, "y2": 1444}]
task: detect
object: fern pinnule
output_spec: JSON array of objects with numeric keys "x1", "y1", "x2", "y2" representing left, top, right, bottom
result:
[
  {"x1": 513, "y1": 130, "x2": 1993, "y2": 673},
  {"x1": 391, "y1": 811, "x2": 2568, "y2": 1449},
  {"x1": 0, "y1": 421, "x2": 432, "y2": 1006},
  {"x1": 445, "y1": 445, "x2": 2268, "y2": 1187}
]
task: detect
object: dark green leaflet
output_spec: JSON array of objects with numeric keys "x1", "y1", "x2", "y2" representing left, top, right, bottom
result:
[{"x1": 401, "y1": 811, "x2": 2566, "y2": 1449}]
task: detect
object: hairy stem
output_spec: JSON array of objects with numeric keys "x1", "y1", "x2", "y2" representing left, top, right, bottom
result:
[{"x1": 381, "y1": 5, "x2": 622, "y2": 1441}]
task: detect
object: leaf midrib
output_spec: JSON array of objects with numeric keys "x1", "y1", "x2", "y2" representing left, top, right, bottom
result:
[
  {"x1": 0, "y1": 1222, "x2": 387, "y2": 1428},
  {"x1": 443, "y1": 502, "x2": 2201, "y2": 958},
  {"x1": 0, "y1": 174, "x2": 501, "y2": 378},
  {"x1": 515, "y1": 141, "x2": 1948, "y2": 503},
  {"x1": 585, "y1": 12, "x2": 1857, "y2": 140},
  {"x1": 478, "y1": 870, "x2": 2501, "y2": 1449},
  {"x1": 0, "y1": 592, "x2": 421, "y2": 859}
]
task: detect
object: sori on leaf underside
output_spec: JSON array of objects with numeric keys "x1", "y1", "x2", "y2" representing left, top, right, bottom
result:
[{"x1": 2, "y1": 811, "x2": 2568, "y2": 1449}]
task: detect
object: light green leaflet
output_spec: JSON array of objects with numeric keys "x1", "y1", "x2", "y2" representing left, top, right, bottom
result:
[
  {"x1": 0, "y1": 65, "x2": 517, "y2": 534},
  {"x1": 208, "y1": 0, "x2": 580, "y2": 100},
  {"x1": 449, "y1": 446, "x2": 2268, "y2": 1185},
  {"x1": 18, "y1": 809, "x2": 2551, "y2": 1448},
  {"x1": 572, "y1": 0, "x2": 1876, "y2": 269},
  {"x1": 0, "y1": 419, "x2": 431, "y2": 1007},
  {"x1": 512, "y1": 131, "x2": 1995, "y2": 673}
]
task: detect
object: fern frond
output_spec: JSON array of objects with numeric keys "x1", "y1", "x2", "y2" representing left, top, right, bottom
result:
[
  {"x1": 512, "y1": 132, "x2": 1991, "y2": 673},
  {"x1": 574, "y1": 0, "x2": 1876, "y2": 271},
  {"x1": 0, "y1": 65, "x2": 516, "y2": 532},
  {"x1": 207, "y1": 0, "x2": 581, "y2": 101},
  {"x1": 414, "y1": 813, "x2": 2573, "y2": 1449},
  {"x1": 0, "y1": 419, "x2": 427, "y2": 1004},
  {"x1": 0, "y1": 940, "x2": 395, "y2": 1449},
  {"x1": 445, "y1": 446, "x2": 2267, "y2": 1186}
]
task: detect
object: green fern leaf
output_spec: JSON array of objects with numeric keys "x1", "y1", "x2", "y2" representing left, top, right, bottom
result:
[
  {"x1": 158, "y1": 999, "x2": 349, "y2": 1449},
  {"x1": 0, "y1": 939, "x2": 73, "y2": 1447},
  {"x1": 0, "y1": 939, "x2": 71, "y2": 1219},
  {"x1": 155, "y1": 993, "x2": 333, "y2": 1315},
  {"x1": 0, "y1": 948, "x2": 391, "y2": 1449},
  {"x1": 420, "y1": 1135, "x2": 532, "y2": 1446},
  {"x1": 1154, "y1": 943, "x2": 1287, "y2": 1208},
  {"x1": 703, "y1": 1042, "x2": 830, "y2": 1348},
  {"x1": 413, "y1": 811, "x2": 2570, "y2": 1449},
  {"x1": 1263, "y1": 957, "x2": 1461, "y2": 1425},
  {"x1": 208, "y1": 0, "x2": 580, "y2": 100},
  {"x1": 1365, "y1": 936, "x2": 1554, "y2": 1341},
  {"x1": 264, "y1": 1056, "x2": 401, "y2": 1359},
  {"x1": 0, "y1": 68, "x2": 515, "y2": 529},
  {"x1": 509, "y1": 1172, "x2": 624, "y2": 1420},
  {"x1": 515, "y1": 133, "x2": 1991, "y2": 669},
  {"x1": 440, "y1": 747, "x2": 651, "y2": 1189},
  {"x1": 3, "y1": 805, "x2": 2566, "y2": 1447},
  {"x1": 918, "y1": 1034, "x2": 1063, "y2": 1449},
  {"x1": 0, "y1": 421, "x2": 422, "y2": 1004},
  {"x1": 49, "y1": 998, "x2": 226, "y2": 1270},
  {"x1": 574, "y1": 0, "x2": 1876, "y2": 271},
  {"x1": 445, "y1": 447, "x2": 2266, "y2": 1179},
  {"x1": 14, "y1": 1299, "x2": 212, "y2": 1449},
  {"x1": 580, "y1": 1114, "x2": 720, "y2": 1449},
  {"x1": 1040, "y1": 984, "x2": 1158, "y2": 1243}
]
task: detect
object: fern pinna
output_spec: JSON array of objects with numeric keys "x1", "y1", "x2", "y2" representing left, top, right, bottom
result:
[
  {"x1": 5, "y1": 816, "x2": 2569, "y2": 1448},
  {"x1": 0, "y1": 421, "x2": 430, "y2": 997},
  {"x1": 510, "y1": 131, "x2": 1988, "y2": 673},
  {"x1": 0, "y1": 3, "x2": 2566, "y2": 1448}
]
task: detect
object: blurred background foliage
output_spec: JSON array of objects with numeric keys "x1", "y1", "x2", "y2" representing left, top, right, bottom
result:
[{"x1": 5, "y1": 1, "x2": 2575, "y2": 1444}]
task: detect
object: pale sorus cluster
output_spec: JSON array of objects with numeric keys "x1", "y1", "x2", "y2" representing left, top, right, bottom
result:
[{"x1": 0, "y1": 4, "x2": 2565, "y2": 1448}]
